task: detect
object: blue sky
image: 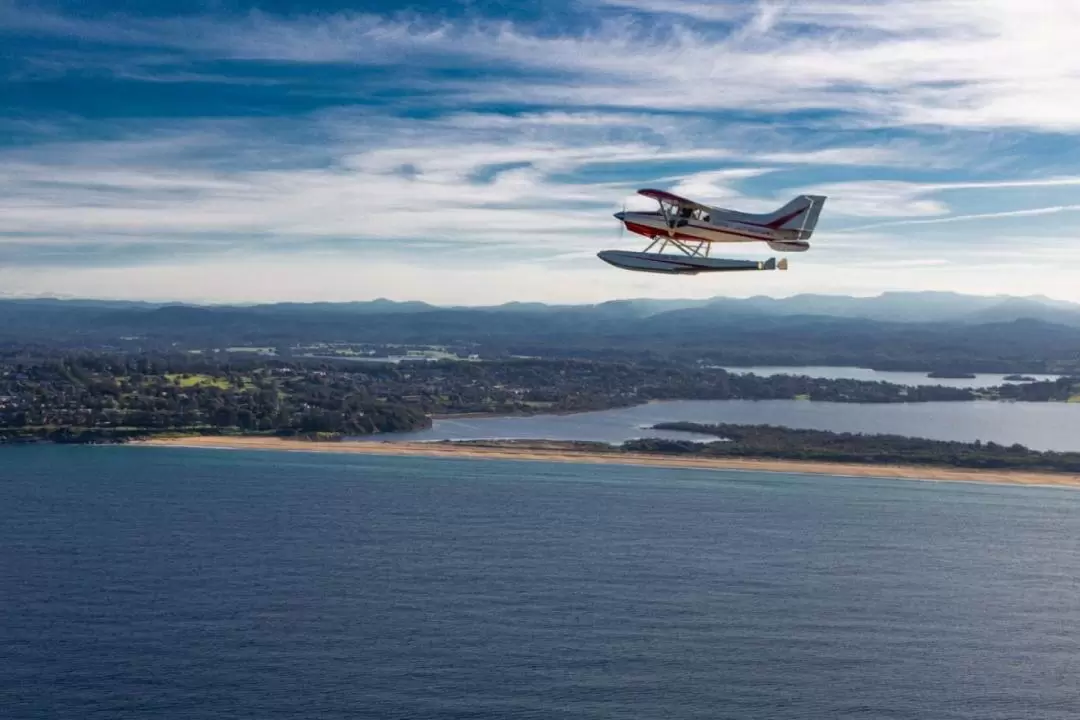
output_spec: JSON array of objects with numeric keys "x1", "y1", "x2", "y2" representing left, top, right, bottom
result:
[{"x1": 3, "y1": 0, "x2": 1080, "y2": 304}]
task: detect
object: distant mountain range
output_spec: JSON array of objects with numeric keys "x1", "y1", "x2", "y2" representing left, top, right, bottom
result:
[
  {"x1": 2, "y1": 291, "x2": 1079, "y2": 373},
  {"x1": 557, "y1": 292, "x2": 1080, "y2": 326},
  {"x1": 3, "y1": 291, "x2": 1080, "y2": 326}
]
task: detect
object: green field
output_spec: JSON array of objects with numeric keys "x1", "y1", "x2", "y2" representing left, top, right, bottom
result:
[{"x1": 164, "y1": 373, "x2": 231, "y2": 389}]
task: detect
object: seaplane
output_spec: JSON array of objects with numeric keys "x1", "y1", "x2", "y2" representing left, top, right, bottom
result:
[{"x1": 598, "y1": 188, "x2": 827, "y2": 275}]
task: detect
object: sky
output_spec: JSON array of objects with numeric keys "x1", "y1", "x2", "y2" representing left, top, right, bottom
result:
[{"x1": 3, "y1": 0, "x2": 1080, "y2": 305}]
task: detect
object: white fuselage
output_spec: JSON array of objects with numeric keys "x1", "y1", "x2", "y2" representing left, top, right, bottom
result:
[
  {"x1": 616, "y1": 210, "x2": 810, "y2": 252},
  {"x1": 619, "y1": 211, "x2": 775, "y2": 244}
]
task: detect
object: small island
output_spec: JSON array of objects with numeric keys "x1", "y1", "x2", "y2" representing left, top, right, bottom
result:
[
  {"x1": 1004, "y1": 374, "x2": 1038, "y2": 382},
  {"x1": 927, "y1": 371, "x2": 977, "y2": 379}
]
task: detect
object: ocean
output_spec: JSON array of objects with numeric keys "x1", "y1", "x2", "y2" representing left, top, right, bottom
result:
[{"x1": 3, "y1": 445, "x2": 1079, "y2": 718}]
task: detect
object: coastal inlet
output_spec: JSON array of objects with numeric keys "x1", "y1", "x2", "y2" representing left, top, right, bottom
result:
[{"x1": 357, "y1": 399, "x2": 1080, "y2": 452}]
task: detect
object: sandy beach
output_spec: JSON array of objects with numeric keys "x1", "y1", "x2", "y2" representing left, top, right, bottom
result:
[{"x1": 134, "y1": 436, "x2": 1080, "y2": 489}]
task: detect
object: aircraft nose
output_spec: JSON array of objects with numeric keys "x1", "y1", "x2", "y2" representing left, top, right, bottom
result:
[{"x1": 614, "y1": 211, "x2": 625, "y2": 221}]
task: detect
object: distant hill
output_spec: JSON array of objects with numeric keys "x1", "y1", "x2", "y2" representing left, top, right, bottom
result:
[
  {"x1": 252, "y1": 298, "x2": 438, "y2": 314},
  {"x1": 488, "y1": 291, "x2": 1080, "y2": 326},
  {"x1": 2, "y1": 292, "x2": 1080, "y2": 373},
  {"x1": 681, "y1": 292, "x2": 1080, "y2": 326},
  {"x1": 7, "y1": 291, "x2": 1077, "y2": 325},
  {"x1": 958, "y1": 297, "x2": 1080, "y2": 326}
]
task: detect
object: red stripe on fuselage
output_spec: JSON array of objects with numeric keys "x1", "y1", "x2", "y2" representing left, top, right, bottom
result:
[
  {"x1": 622, "y1": 220, "x2": 769, "y2": 243},
  {"x1": 765, "y1": 207, "x2": 806, "y2": 229}
]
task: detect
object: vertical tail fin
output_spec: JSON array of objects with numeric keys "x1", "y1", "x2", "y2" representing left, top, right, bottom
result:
[{"x1": 766, "y1": 195, "x2": 827, "y2": 239}]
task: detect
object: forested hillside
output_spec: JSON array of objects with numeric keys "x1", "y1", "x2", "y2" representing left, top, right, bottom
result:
[
  {"x1": 2, "y1": 295, "x2": 1079, "y2": 373},
  {"x1": 6, "y1": 352, "x2": 1061, "y2": 444}
]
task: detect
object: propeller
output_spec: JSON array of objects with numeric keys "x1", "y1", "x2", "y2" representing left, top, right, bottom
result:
[{"x1": 613, "y1": 201, "x2": 626, "y2": 244}]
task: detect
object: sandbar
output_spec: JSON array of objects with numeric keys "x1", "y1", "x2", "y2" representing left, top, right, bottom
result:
[{"x1": 135, "y1": 435, "x2": 1080, "y2": 489}]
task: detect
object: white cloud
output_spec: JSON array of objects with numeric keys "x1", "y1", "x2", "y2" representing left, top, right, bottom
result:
[
  {"x1": 3, "y1": 106, "x2": 1077, "y2": 297},
  {"x1": 929, "y1": 177, "x2": 1080, "y2": 192},
  {"x1": 5, "y1": 248, "x2": 1080, "y2": 305},
  {"x1": 0, "y1": 110, "x2": 952, "y2": 260},
  {"x1": 4, "y1": 1, "x2": 1080, "y2": 303},
  {"x1": 7, "y1": 0, "x2": 1080, "y2": 130},
  {"x1": 769, "y1": 181, "x2": 951, "y2": 219},
  {"x1": 843, "y1": 205, "x2": 1080, "y2": 232},
  {"x1": 431, "y1": 1, "x2": 1080, "y2": 132},
  {"x1": 783, "y1": 175, "x2": 1080, "y2": 222},
  {"x1": 756, "y1": 148, "x2": 919, "y2": 167},
  {"x1": 591, "y1": 0, "x2": 748, "y2": 23}
]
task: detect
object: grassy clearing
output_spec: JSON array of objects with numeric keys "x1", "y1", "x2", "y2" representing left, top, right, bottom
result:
[{"x1": 165, "y1": 373, "x2": 231, "y2": 389}]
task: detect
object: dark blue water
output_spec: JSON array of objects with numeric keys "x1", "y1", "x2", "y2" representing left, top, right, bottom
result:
[{"x1": 4, "y1": 446, "x2": 1080, "y2": 718}]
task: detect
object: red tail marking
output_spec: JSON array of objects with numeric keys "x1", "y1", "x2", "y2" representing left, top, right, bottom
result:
[{"x1": 765, "y1": 206, "x2": 806, "y2": 229}]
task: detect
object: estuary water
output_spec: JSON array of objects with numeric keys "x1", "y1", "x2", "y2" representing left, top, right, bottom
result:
[
  {"x1": 3, "y1": 445, "x2": 1080, "y2": 719},
  {"x1": 716, "y1": 365, "x2": 1063, "y2": 388},
  {"x1": 365, "y1": 399, "x2": 1080, "y2": 451}
]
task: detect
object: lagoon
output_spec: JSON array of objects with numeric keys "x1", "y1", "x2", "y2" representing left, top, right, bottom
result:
[
  {"x1": 362, "y1": 399, "x2": 1080, "y2": 451},
  {"x1": 716, "y1": 365, "x2": 1063, "y2": 388}
]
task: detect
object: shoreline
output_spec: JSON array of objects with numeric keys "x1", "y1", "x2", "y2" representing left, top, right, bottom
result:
[
  {"x1": 428, "y1": 400, "x2": 654, "y2": 420},
  {"x1": 132, "y1": 436, "x2": 1080, "y2": 489},
  {"x1": 425, "y1": 396, "x2": 1080, "y2": 421}
]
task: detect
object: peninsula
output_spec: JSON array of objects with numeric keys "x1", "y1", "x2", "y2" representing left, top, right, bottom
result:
[{"x1": 135, "y1": 418, "x2": 1080, "y2": 489}]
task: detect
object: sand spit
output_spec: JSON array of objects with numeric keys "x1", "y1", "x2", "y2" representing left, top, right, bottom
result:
[{"x1": 134, "y1": 436, "x2": 1080, "y2": 489}]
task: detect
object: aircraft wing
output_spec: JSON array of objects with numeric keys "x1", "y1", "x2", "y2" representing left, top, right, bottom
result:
[{"x1": 637, "y1": 188, "x2": 712, "y2": 213}]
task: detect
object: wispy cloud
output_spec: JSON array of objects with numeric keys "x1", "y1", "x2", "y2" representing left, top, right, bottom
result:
[
  {"x1": 2, "y1": 0, "x2": 1080, "y2": 302},
  {"x1": 843, "y1": 205, "x2": 1080, "y2": 232},
  {"x1": 0, "y1": 108, "x2": 959, "y2": 260},
  {"x1": 6, "y1": 0, "x2": 1080, "y2": 130}
]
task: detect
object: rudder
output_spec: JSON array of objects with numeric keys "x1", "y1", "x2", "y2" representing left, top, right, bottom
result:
[{"x1": 768, "y1": 195, "x2": 826, "y2": 239}]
